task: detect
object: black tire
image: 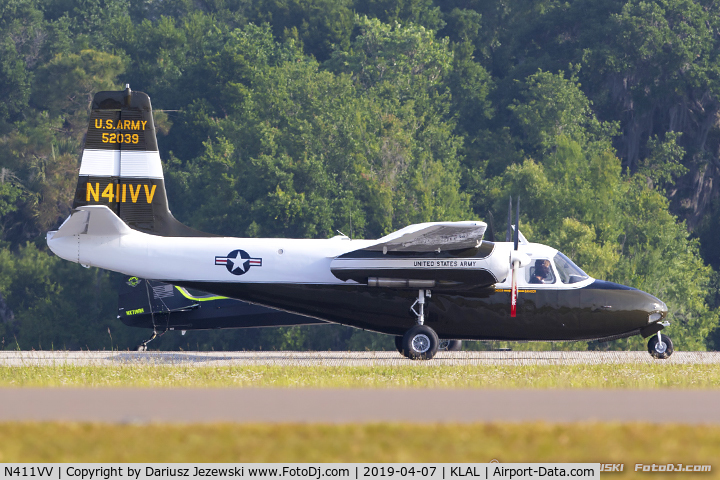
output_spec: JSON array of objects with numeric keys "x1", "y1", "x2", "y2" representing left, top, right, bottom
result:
[
  {"x1": 394, "y1": 335, "x2": 404, "y2": 355},
  {"x1": 438, "y1": 340, "x2": 462, "y2": 351},
  {"x1": 446, "y1": 340, "x2": 462, "y2": 351},
  {"x1": 648, "y1": 333, "x2": 674, "y2": 359},
  {"x1": 402, "y1": 325, "x2": 439, "y2": 360}
]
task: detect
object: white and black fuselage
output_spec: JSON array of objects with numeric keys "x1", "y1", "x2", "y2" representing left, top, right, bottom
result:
[{"x1": 47, "y1": 88, "x2": 669, "y2": 346}]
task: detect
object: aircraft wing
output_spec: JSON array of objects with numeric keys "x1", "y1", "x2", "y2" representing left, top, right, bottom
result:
[
  {"x1": 366, "y1": 221, "x2": 487, "y2": 253},
  {"x1": 330, "y1": 221, "x2": 500, "y2": 286}
]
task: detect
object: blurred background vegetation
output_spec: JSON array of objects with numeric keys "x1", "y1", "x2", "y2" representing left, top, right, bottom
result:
[{"x1": 2, "y1": 0, "x2": 720, "y2": 351}]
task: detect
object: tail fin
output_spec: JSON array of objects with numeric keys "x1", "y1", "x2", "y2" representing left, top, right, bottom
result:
[{"x1": 73, "y1": 85, "x2": 210, "y2": 237}]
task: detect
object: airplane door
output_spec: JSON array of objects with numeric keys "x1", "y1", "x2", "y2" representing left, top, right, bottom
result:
[
  {"x1": 520, "y1": 259, "x2": 578, "y2": 337},
  {"x1": 518, "y1": 268, "x2": 558, "y2": 318}
]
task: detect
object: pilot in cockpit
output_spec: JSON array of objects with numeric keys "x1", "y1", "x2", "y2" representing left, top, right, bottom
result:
[{"x1": 529, "y1": 259, "x2": 554, "y2": 284}]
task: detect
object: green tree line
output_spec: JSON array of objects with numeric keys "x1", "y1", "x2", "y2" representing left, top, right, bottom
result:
[{"x1": 1, "y1": 0, "x2": 719, "y2": 351}]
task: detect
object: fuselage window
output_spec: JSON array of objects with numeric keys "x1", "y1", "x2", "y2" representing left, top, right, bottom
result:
[
  {"x1": 553, "y1": 252, "x2": 589, "y2": 284},
  {"x1": 527, "y1": 259, "x2": 556, "y2": 284}
]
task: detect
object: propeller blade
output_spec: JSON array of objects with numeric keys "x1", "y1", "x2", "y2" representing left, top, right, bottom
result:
[
  {"x1": 505, "y1": 197, "x2": 512, "y2": 242},
  {"x1": 514, "y1": 196, "x2": 520, "y2": 251},
  {"x1": 487, "y1": 211, "x2": 496, "y2": 243},
  {"x1": 510, "y1": 196, "x2": 520, "y2": 317},
  {"x1": 510, "y1": 262, "x2": 518, "y2": 317}
]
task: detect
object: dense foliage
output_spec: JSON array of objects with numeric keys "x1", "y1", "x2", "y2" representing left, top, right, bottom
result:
[{"x1": 1, "y1": 0, "x2": 719, "y2": 351}]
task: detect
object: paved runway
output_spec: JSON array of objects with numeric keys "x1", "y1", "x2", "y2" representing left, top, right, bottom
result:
[
  {"x1": 1, "y1": 388, "x2": 720, "y2": 424},
  {"x1": 2, "y1": 350, "x2": 720, "y2": 366}
]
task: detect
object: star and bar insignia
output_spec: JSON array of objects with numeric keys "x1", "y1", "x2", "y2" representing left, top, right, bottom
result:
[{"x1": 215, "y1": 249, "x2": 262, "y2": 275}]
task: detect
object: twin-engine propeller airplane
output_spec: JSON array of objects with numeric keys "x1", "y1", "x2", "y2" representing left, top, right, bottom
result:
[{"x1": 48, "y1": 87, "x2": 673, "y2": 360}]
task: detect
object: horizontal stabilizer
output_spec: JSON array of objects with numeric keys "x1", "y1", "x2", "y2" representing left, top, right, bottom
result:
[{"x1": 51, "y1": 205, "x2": 132, "y2": 238}]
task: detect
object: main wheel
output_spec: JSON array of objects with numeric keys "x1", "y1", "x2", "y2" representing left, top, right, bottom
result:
[
  {"x1": 439, "y1": 340, "x2": 462, "y2": 351},
  {"x1": 446, "y1": 340, "x2": 462, "y2": 351},
  {"x1": 402, "y1": 325, "x2": 439, "y2": 360},
  {"x1": 394, "y1": 336, "x2": 404, "y2": 355},
  {"x1": 648, "y1": 333, "x2": 674, "y2": 359}
]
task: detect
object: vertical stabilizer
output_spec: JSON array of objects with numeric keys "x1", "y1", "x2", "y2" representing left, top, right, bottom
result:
[{"x1": 73, "y1": 86, "x2": 209, "y2": 237}]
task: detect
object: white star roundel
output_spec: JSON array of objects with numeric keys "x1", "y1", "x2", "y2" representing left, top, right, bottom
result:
[{"x1": 215, "y1": 249, "x2": 262, "y2": 275}]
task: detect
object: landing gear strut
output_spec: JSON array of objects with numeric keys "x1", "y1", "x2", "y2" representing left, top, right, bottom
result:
[
  {"x1": 648, "y1": 331, "x2": 674, "y2": 359},
  {"x1": 410, "y1": 289, "x2": 430, "y2": 325},
  {"x1": 136, "y1": 330, "x2": 165, "y2": 351},
  {"x1": 400, "y1": 289, "x2": 439, "y2": 360}
]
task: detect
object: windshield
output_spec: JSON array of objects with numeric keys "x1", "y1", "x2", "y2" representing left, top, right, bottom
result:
[{"x1": 553, "y1": 252, "x2": 589, "y2": 284}]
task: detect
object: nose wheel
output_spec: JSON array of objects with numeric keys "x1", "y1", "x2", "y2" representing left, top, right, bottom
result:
[{"x1": 648, "y1": 331, "x2": 674, "y2": 359}]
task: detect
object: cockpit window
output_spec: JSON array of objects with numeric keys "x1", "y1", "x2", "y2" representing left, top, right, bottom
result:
[
  {"x1": 526, "y1": 259, "x2": 556, "y2": 284},
  {"x1": 553, "y1": 252, "x2": 589, "y2": 284}
]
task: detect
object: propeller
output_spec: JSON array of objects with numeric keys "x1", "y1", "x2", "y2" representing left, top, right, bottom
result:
[
  {"x1": 505, "y1": 197, "x2": 513, "y2": 242},
  {"x1": 514, "y1": 197, "x2": 519, "y2": 251},
  {"x1": 508, "y1": 196, "x2": 520, "y2": 318},
  {"x1": 487, "y1": 211, "x2": 496, "y2": 243}
]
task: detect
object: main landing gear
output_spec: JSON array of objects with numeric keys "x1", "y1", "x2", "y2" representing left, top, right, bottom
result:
[
  {"x1": 395, "y1": 289, "x2": 442, "y2": 360},
  {"x1": 392, "y1": 290, "x2": 462, "y2": 359},
  {"x1": 439, "y1": 340, "x2": 462, "y2": 351},
  {"x1": 648, "y1": 331, "x2": 674, "y2": 359}
]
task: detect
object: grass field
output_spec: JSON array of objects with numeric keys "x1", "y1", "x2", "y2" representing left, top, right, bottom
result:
[
  {"x1": 3, "y1": 364, "x2": 719, "y2": 472},
  {"x1": 1, "y1": 363, "x2": 720, "y2": 388},
  {"x1": 0, "y1": 422, "x2": 718, "y2": 467}
]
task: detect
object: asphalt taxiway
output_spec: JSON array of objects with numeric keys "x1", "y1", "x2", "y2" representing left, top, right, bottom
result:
[{"x1": 2, "y1": 350, "x2": 720, "y2": 366}]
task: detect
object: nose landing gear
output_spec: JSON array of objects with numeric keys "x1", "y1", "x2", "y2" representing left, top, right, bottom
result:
[{"x1": 648, "y1": 331, "x2": 674, "y2": 359}]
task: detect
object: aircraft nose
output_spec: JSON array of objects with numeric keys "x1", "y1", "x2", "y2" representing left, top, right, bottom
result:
[
  {"x1": 628, "y1": 286, "x2": 667, "y2": 323},
  {"x1": 591, "y1": 280, "x2": 668, "y2": 326},
  {"x1": 646, "y1": 295, "x2": 668, "y2": 323}
]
